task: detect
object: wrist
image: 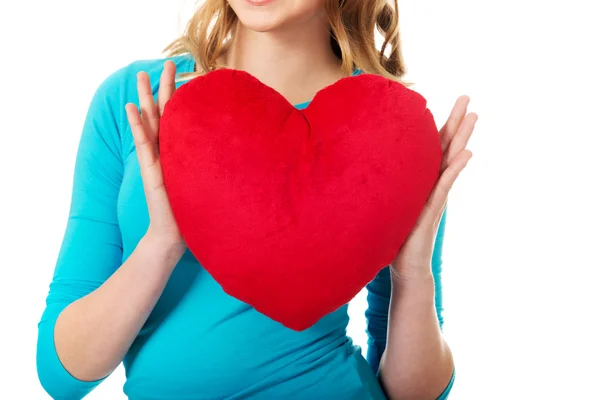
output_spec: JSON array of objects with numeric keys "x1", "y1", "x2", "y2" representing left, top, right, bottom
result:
[
  {"x1": 390, "y1": 263, "x2": 434, "y2": 283},
  {"x1": 141, "y1": 231, "x2": 187, "y2": 266},
  {"x1": 390, "y1": 265, "x2": 435, "y2": 292},
  {"x1": 389, "y1": 268, "x2": 437, "y2": 316}
]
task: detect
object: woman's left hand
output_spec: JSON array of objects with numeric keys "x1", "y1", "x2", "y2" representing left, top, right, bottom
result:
[{"x1": 391, "y1": 95, "x2": 478, "y2": 279}]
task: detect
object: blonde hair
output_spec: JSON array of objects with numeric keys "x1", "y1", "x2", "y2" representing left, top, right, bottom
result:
[{"x1": 162, "y1": 0, "x2": 410, "y2": 86}]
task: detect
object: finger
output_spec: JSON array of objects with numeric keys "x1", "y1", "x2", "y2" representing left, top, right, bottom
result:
[
  {"x1": 158, "y1": 60, "x2": 177, "y2": 117},
  {"x1": 125, "y1": 103, "x2": 163, "y2": 192},
  {"x1": 439, "y1": 95, "x2": 470, "y2": 152},
  {"x1": 428, "y1": 150, "x2": 472, "y2": 214},
  {"x1": 137, "y1": 71, "x2": 160, "y2": 141},
  {"x1": 442, "y1": 112, "x2": 477, "y2": 170}
]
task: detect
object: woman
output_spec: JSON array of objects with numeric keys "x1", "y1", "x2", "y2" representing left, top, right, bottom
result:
[{"x1": 36, "y1": 0, "x2": 476, "y2": 399}]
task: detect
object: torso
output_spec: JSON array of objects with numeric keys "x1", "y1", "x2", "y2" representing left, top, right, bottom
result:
[{"x1": 115, "y1": 54, "x2": 386, "y2": 399}]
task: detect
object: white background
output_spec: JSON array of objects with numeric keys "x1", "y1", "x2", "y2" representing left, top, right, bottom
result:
[{"x1": 1, "y1": 0, "x2": 599, "y2": 398}]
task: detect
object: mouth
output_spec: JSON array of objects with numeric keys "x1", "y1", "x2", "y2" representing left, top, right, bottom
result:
[{"x1": 245, "y1": 0, "x2": 275, "y2": 5}]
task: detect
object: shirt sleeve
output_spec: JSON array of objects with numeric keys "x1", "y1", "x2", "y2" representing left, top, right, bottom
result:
[
  {"x1": 36, "y1": 65, "x2": 129, "y2": 399},
  {"x1": 364, "y1": 207, "x2": 454, "y2": 398}
]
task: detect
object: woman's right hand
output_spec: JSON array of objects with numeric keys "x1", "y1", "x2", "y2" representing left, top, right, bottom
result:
[{"x1": 125, "y1": 60, "x2": 186, "y2": 256}]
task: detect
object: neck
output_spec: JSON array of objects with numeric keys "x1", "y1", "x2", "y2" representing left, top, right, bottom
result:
[{"x1": 221, "y1": 19, "x2": 346, "y2": 105}]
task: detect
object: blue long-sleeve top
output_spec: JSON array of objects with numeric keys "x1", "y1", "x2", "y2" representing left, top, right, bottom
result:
[{"x1": 36, "y1": 53, "x2": 453, "y2": 400}]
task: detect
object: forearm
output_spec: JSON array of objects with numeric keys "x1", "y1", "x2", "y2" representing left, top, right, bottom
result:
[
  {"x1": 379, "y1": 270, "x2": 454, "y2": 400},
  {"x1": 54, "y1": 233, "x2": 185, "y2": 381}
]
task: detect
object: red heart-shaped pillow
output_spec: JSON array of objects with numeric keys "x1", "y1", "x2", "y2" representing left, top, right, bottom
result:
[{"x1": 160, "y1": 69, "x2": 442, "y2": 331}]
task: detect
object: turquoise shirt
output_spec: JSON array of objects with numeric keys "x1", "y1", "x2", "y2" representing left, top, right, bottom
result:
[{"x1": 36, "y1": 53, "x2": 453, "y2": 399}]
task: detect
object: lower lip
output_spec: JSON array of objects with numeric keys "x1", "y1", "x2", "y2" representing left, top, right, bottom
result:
[{"x1": 246, "y1": 0, "x2": 274, "y2": 5}]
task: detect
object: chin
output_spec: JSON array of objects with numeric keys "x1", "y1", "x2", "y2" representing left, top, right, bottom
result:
[{"x1": 227, "y1": 0, "x2": 326, "y2": 32}]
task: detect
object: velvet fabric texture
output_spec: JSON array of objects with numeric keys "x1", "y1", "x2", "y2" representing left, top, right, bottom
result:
[{"x1": 159, "y1": 68, "x2": 442, "y2": 331}]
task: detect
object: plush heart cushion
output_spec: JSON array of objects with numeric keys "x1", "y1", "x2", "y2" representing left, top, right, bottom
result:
[{"x1": 159, "y1": 68, "x2": 442, "y2": 331}]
